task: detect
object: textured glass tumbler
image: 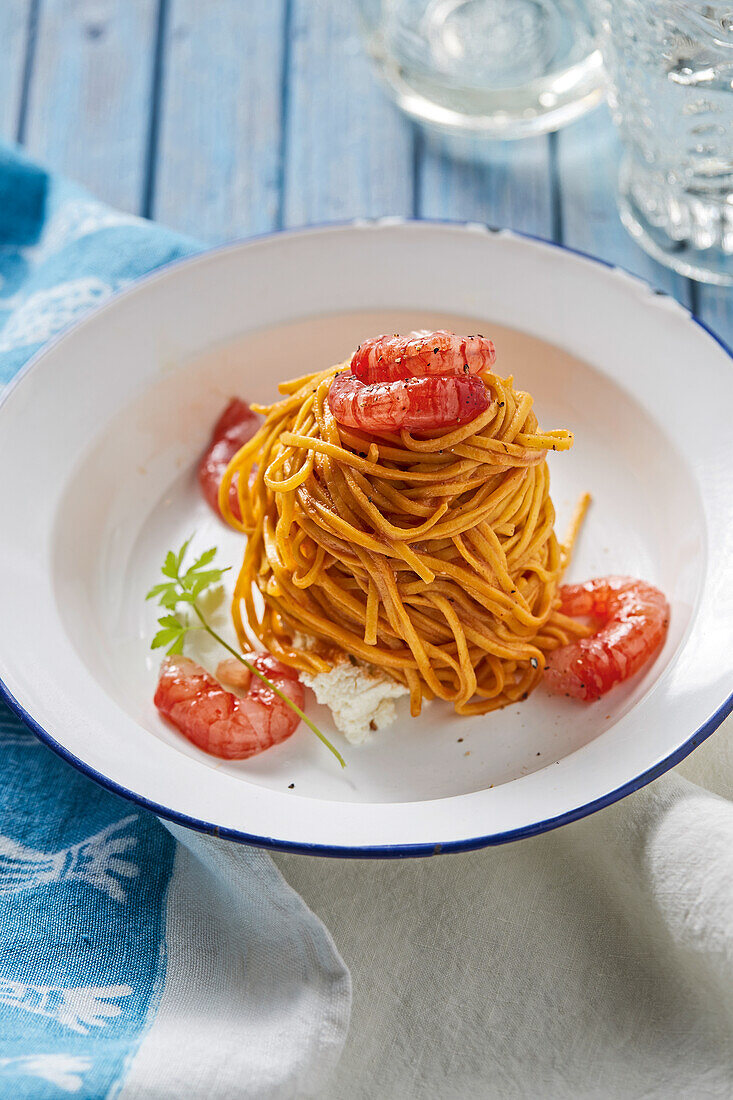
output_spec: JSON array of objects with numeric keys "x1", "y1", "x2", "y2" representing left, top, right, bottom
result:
[
  {"x1": 591, "y1": 0, "x2": 733, "y2": 285},
  {"x1": 354, "y1": 0, "x2": 605, "y2": 139}
]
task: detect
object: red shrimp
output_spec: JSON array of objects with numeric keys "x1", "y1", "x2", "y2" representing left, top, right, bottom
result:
[
  {"x1": 351, "y1": 330, "x2": 496, "y2": 384},
  {"x1": 545, "y1": 576, "x2": 670, "y2": 701},
  {"x1": 327, "y1": 369, "x2": 490, "y2": 432},
  {"x1": 198, "y1": 398, "x2": 260, "y2": 521},
  {"x1": 154, "y1": 653, "x2": 304, "y2": 759}
]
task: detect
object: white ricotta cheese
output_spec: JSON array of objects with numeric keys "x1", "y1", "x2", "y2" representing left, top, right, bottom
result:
[{"x1": 298, "y1": 657, "x2": 409, "y2": 745}]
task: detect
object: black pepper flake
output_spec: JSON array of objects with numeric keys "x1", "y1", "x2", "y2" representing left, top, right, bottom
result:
[
  {"x1": 463, "y1": 363, "x2": 469, "y2": 372},
  {"x1": 433, "y1": 347, "x2": 439, "y2": 354},
  {"x1": 536, "y1": 752, "x2": 541, "y2": 756},
  {"x1": 521, "y1": 692, "x2": 528, "y2": 700},
  {"x1": 288, "y1": 783, "x2": 295, "y2": 789},
  {"x1": 498, "y1": 401, "x2": 505, "y2": 407},
  {"x1": 530, "y1": 657, "x2": 538, "y2": 669},
  {"x1": 457, "y1": 737, "x2": 463, "y2": 743}
]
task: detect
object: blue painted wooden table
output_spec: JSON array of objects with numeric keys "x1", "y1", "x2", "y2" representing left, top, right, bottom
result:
[{"x1": 0, "y1": 1, "x2": 730, "y2": 342}]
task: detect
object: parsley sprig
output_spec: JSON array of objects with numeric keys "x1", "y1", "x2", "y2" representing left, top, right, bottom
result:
[{"x1": 147, "y1": 539, "x2": 345, "y2": 767}]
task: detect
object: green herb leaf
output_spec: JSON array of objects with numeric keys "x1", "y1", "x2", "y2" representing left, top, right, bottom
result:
[
  {"x1": 161, "y1": 551, "x2": 178, "y2": 579},
  {"x1": 190, "y1": 575, "x2": 216, "y2": 599},
  {"x1": 191, "y1": 547, "x2": 217, "y2": 570},
  {"x1": 175, "y1": 537, "x2": 192, "y2": 572},
  {"x1": 146, "y1": 581, "x2": 176, "y2": 601},
  {"x1": 158, "y1": 614, "x2": 184, "y2": 630},
  {"x1": 183, "y1": 567, "x2": 229, "y2": 591},
  {"x1": 152, "y1": 627, "x2": 181, "y2": 649}
]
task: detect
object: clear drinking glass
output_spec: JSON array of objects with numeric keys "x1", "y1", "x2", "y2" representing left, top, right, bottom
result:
[
  {"x1": 591, "y1": 0, "x2": 733, "y2": 285},
  {"x1": 354, "y1": 0, "x2": 605, "y2": 139}
]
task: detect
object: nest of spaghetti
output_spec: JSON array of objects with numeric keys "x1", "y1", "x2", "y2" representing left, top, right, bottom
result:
[{"x1": 219, "y1": 360, "x2": 588, "y2": 717}]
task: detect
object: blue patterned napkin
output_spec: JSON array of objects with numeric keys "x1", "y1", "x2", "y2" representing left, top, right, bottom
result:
[{"x1": 0, "y1": 145, "x2": 350, "y2": 1100}]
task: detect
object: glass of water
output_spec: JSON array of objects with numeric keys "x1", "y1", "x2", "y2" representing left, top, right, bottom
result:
[
  {"x1": 354, "y1": 0, "x2": 605, "y2": 139},
  {"x1": 591, "y1": 0, "x2": 733, "y2": 285}
]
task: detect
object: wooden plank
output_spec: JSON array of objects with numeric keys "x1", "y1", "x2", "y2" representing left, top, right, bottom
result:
[
  {"x1": 418, "y1": 133, "x2": 554, "y2": 237},
  {"x1": 22, "y1": 0, "x2": 159, "y2": 213},
  {"x1": 283, "y1": 0, "x2": 414, "y2": 226},
  {"x1": 153, "y1": 0, "x2": 287, "y2": 242},
  {"x1": 694, "y1": 286, "x2": 733, "y2": 352},
  {"x1": 555, "y1": 108, "x2": 691, "y2": 304},
  {"x1": 0, "y1": 0, "x2": 33, "y2": 141}
]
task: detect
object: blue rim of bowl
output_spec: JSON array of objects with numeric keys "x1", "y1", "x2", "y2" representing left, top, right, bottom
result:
[{"x1": 1, "y1": 218, "x2": 732, "y2": 858}]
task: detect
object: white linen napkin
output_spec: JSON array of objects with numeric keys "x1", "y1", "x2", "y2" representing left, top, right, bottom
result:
[
  {"x1": 119, "y1": 826, "x2": 351, "y2": 1100},
  {"x1": 276, "y1": 713, "x2": 733, "y2": 1098}
]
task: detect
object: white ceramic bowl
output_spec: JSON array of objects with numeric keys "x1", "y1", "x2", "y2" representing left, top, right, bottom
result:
[{"x1": 1, "y1": 222, "x2": 732, "y2": 855}]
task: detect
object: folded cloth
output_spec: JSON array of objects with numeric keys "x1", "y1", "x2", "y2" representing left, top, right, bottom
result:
[
  {"x1": 278, "y1": 719, "x2": 733, "y2": 1099},
  {"x1": 0, "y1": 144, "x2": 350, "y2": 1100}
]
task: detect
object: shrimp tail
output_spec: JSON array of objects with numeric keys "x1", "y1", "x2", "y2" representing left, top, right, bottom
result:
[
  {"x1": 545, "y1": 576, "x2": 670, "y2": 701},
  {"x1": 198, "y1": 398, "x2": 261, "y2": 519},
  {"x1": 155, "y1": 654, "x2": 304, "y2": 759}
]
